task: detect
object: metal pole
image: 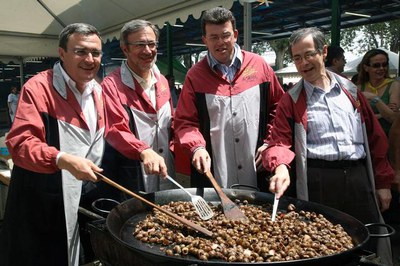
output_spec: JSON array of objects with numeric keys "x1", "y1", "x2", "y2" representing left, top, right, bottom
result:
[
  {"x1": 166, "y1": 23, "x2": 173, "y2": 77},
  {"x1": 243, "y1": 2, "x2": 252, "y2": 51},
  {"x1": 331, "y1": 0, "x2": 341, "y2": 46},
  {"x1": 19, "y1": 57, "x2": 24, "y2": 87},
  {"x1": 37, "y1": 0, "x2": 66, "y2": 27}
]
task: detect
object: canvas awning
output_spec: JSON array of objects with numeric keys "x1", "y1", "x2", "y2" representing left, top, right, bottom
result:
[{"x1": 0, "y1": 0, "x2": 234, "y2": 61}]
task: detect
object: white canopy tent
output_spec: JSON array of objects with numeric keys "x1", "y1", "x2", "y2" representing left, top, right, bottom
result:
[
  {"x1": 274, "y1": 65, "x2": 300, "y2": 78},
  {"x1": 0, "y1": 0, "x2": 235, "y2": 61}
]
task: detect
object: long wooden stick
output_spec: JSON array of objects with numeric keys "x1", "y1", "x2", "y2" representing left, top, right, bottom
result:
[{"x1": 95, "y1": 172, "x2": 213, "y2": 237}]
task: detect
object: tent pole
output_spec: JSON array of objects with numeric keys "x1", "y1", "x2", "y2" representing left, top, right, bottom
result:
[
  {"x1": 243, "y1": 2, "x2": 252, "y2": 51},
  {"x1": 166, "y1": 23, "x2": 173, "y2": 77},
  {"x1": 331, "y1": 0, "x2": 341, "y2": 46},
  {"x1": 19, "y1": 57, "x2": 24, "y2": 88},
  {"x1": 37, "y1": 0, "x2": 66, "y2": 27}
]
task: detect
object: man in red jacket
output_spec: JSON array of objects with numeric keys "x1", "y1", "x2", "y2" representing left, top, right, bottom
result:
[
  {"x1": 174, "y1": 7, "x2": 284, "y2": 190},
  {"x1": 101, "y1": 19, "x2": 175, "y2": 197},
  {"x1": 0, "y1": 23, "x2": 105, "y2": 266},
  {"x1": 262, "y1": 27, "x2": 394, "y2": 265}
]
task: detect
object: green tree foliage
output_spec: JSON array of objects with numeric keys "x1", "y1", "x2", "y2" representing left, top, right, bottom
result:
[
  {"x1": 268, "y1": 39, "x2": 290, "y2": 70},
  {"x1": 340, "y1": 20, "x2": 400, "y2": 55},
  {"x1": 252, "y1": 38, "x2": 290, "y2": 69},
  {"x1": 251, "y1": 41, "x2": 268, "y2": 55}
]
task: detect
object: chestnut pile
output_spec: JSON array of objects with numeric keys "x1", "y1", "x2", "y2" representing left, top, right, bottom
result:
[{"x1": 133, "y1": 200, "x2": 354, "y2": 262}]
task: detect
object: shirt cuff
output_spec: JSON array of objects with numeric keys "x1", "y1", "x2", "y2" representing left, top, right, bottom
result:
[
  {"x1": 191, "y1": 146, "x2": 206, "y2": 159},
  {"x1": 56, "y1": 151, "x2": 65, "y2": 166}
]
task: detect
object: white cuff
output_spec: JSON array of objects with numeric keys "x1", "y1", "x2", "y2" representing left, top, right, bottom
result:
[{"x1": 56, "y1": 151, "x2": 66, "y2": 166}]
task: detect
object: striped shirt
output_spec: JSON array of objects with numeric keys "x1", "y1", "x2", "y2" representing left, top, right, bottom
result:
[
  {"x1": 126, "y1": 61, "x2": 158, "y2": 108},
  {"x1": 304, "y1": 74, "x2": 366, "y2": 161},
  {"x1": 208, "y1": 43, "x2": 242, "y2": 82}
]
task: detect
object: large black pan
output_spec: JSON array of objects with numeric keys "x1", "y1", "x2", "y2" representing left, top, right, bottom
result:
[{"x1": 105, "y1": 188, "x2": 373, "y2": 266}]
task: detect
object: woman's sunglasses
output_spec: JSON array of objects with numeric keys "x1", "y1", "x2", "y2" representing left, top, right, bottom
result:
[{"x1": 367, "y1": 62, "x2": 388, "y2": 68}]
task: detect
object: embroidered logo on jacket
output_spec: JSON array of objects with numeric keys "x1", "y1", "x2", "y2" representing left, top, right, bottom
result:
[
  {"x1": 157, "y1": 85, "x2": 169, "y2": 98},
  {"x1": 242, "y1": 67, "x2": 257, "y2": 82}
]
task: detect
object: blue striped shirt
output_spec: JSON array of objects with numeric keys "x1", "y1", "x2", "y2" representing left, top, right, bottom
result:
[
  {"x1": 304, "y1": 73, "x2": 366, "y2": 160},
  {"x1": 208, "y1": 43, "x2": 242, "y2": 82}
]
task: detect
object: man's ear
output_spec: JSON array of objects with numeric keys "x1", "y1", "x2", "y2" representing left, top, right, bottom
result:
[
  {"x1": 322, "y1": 45, "x2": 328, "y2": 61},
  {"x1": 121, "y1": 44, "x2": 129, "y2": 57},
  {"x1": 58, "y1": 47, "x2": 66, "y2": 62}
]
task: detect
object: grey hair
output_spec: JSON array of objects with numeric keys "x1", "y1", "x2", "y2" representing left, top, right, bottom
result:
[
  {"x1": 289, "y1": 27, "x2": 325, "y2": 57},
  {"x1": 120, "y1": 19, "x2": 159, "y2": 46},
  {"x1": 59, "y1": 23, "x2": 101, "y2": 50}
]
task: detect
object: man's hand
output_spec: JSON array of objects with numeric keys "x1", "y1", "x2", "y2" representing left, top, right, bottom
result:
[
  {"x1": 376, "y1": 188, "x2": 392, "y2": 212},
  {"x1": 140, "y1": 149, "x2": 167, "y2": 177},
  {"x1": 192, "y1": 148, "x2": 211, "y2": 174},
  {"x1": 255, "y1": 145, "x2": 267, "y2": 172},
  {"x1": 269, "y1": 164, "x2": 290, "y2": 199},
  {"x1": 57, "y1": 153, "x2": 102, "y2": 182}
]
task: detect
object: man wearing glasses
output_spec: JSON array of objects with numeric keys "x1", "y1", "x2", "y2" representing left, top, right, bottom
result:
[
  {"x1": 262, "y1": 27, "x2": 394, "y2": 265},
  {"x1": 0, "y1": 23, "x2": 105, "y2": 266},
  {"x1": 101, "y1": 19, "x2": 175, "y2": 197},
  {"x1": 174, "y1": 7, "x2": 284, "y2": 190}
]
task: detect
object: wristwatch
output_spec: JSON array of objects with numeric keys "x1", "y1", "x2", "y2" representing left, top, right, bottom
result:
[{"x1": 370, "y1": 96, "x2": 381, "y2": 105}]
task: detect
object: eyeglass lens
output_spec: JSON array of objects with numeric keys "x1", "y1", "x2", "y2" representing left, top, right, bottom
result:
[
  {"x1": 370, "y1": 62, "x2": 388, "y2": 68},
  {"x1": 73, "y1": 49, "x2": 102, "y2": 57},
  {"x1": 293, "y1": 50, "x2": 318, "y2": 63},
  {"x1": 127, "y1": 42, "x2": 158, "y2": 50}
]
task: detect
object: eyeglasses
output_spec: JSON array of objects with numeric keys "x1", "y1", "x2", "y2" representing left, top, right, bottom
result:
[
  {"x1": 367, "y1": 62, "x2": 388, "y2": 69},
  {"x1": 206, "y1": 32, "x2": 233, "y2": 43},
  {"x1": 71, "y1": 48, "x2": 103, "y2": 58},
  {"x1": 292, "y1": 50, "x2": 319, "y2": 64},
  {"x1": 126, "y1": 41, "x2": 158, "y2": 50}
]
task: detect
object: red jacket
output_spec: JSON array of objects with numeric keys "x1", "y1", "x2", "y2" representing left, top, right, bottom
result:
[
  {"x1": 263, "y1": 73, "x2": 394, "y2": 191},
  {"x1": 175, "y1": 49, "x2": 284, "y2": 188}
]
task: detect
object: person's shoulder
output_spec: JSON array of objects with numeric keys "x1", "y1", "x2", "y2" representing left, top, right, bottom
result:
[
  {"x1": 102, "y1": 67, "x2": 122, "y2": 84},
  {"x1": 158, "y1": 73, "x2": 169, "y2": 83},
  {"x1": 331, "y1": 71, "x2": 356, "y2": 90},
  {"x1": 104, "y1": 67, "x2": 122, "y2": 79},
  {"x1": 242, "y1": 51, "x2": 273, "y2": 72},
  {"x1": 25, "y1": 69, "x2": 53, "y2": 87},
  {"x1": 390, "y1": 78, "x2": 400, "y2": 88},
  {"x1": 19, "y1": 69, "x2": 54, "y2": 97},
  {"x1": 186, "y1": 57, "x2": 208, "y2": 75},
  {"x1": 242, "y1": 50, "x2": 265, "y2": 61}
]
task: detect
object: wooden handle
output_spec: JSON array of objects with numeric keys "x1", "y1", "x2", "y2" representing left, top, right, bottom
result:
[
  {"x1": 205, "y1": 171, "x2": 248, "y2": 221},
  {"x1": 205, "y1": 171, "x2": 232, "y2": 204},
  {"x1": 95, "y1": 172, "x2": 213, "y2": 237}
]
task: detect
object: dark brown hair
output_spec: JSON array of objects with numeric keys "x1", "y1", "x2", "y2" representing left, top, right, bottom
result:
[{"x1": 357, "y1": 49, "x2": 389, "y2": 85}]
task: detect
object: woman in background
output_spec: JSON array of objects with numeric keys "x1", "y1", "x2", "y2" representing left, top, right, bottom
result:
[{"x1": 357, "y1": 48, "x2": 400, "y2": 135}]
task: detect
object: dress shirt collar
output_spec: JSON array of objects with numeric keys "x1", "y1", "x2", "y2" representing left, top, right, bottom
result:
[
  {"x1": 121, "y1": 60, "x2": 158, "y2": 90},
  {"x1": 59, "y1": 63, "x2": 95, "y2": 97},
  {"x1": 304, "y1": 71, "x2": 341, "y2": 101}
]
